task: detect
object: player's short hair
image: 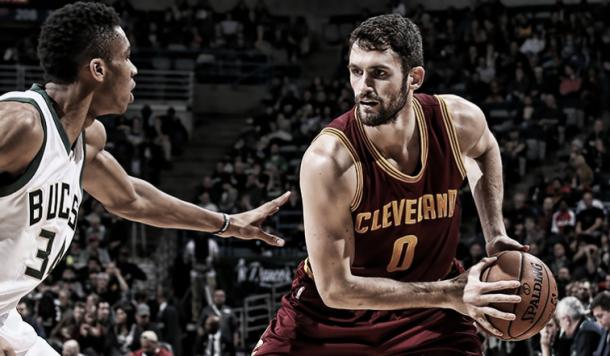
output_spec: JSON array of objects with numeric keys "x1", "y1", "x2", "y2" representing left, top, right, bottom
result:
[
  {"x1": 349, "y1": 14, "x2": 424, "y2": 75},
  {"x1": 556, "y1": 296, "x2": 586, "y2": 321},
  {"x1": 37, "y1": 1, "x2": 121, "y2": 84},
  {"x1": 591, "y1": 291, "x2": 610, "y2": 311}
]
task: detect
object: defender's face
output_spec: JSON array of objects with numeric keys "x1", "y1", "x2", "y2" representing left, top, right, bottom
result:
[
  {"x1": 348, "y1": 42, "x2": 408, "y2": 126},
  {"x1": 91, "y1": 26, "x2": 137, "y2": 116}
]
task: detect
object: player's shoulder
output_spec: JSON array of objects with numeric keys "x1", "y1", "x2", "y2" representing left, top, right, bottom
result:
[
  {"x1": 84, "y1": 119, "x2": 107, "y2": 151},
  {"x1": 437, "y1": 94, "x2": 487, "y2": 148},
  {"x1": 0, "y1": 100, "x2": 42, "y2": 138},
  {"x1": 0, "y1": 101, "x2": 44, "y2": 170},
  {"x1": 437, "y1": 94, "x2": 485, "y2": 126},
  {"x1": 302, "y1": 131, "x2": 356, "y2": 179}
]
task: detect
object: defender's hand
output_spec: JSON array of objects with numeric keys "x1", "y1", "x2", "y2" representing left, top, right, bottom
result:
[
  {"x1": 449, "y1": 257, "x2": 521, "y2": 337},
  {"x1": 219, "y1": 191, "x2": 291, "y2": 246},
  {"x1": 486, "y1": 235, "x2": 529, "y2": 256},
  {"x1": 0, "y1": 336, "x2": 15, "y2": 356}
]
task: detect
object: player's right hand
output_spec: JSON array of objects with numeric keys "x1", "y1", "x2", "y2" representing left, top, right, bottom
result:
[
  {"x1": 0, "y1": 335, "x2": 15, "y2": 356},
  {"x1": 449, "y1": 257, "x2": 521, "y2": 337}
]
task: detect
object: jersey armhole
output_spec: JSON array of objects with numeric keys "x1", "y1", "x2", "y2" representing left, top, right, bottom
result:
[
  {"x1": 79, "y1": 130, "x2": 86, "y2": 192},
  {"x1": 435, "y1": 96, "x2": 467, "y2": 179},
  {"x1": 0, "y1": 98, "x2": 47, "y2": 197},
  {"x1": 312, "y1": 128, "x2": 363, "y2": 211}
]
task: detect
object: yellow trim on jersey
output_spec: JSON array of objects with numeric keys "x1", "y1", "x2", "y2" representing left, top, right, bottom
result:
[
  {"x1": 313, "y1": 128, "x2": 364, "y2": 211},
  {"x1": 354, "y1": 97, "x2": 428, "y2": 183},
  {"x1": 436, "y1": 96, "x2": 467, "y2": 179},
  {"x1": 303, "y1": 257, "x2": 315, "y2": 280}
]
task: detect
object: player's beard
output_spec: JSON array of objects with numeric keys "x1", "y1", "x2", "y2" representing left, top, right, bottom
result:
[{"x1": 357, "y1": 79, "x2": 409, "y2": 127}]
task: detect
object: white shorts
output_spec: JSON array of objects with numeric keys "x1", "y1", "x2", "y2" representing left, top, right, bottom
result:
[{"x1": 0, "y1": 309, "x2": 59, "y2": 356}]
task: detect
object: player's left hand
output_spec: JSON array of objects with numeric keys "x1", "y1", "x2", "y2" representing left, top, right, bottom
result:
[
  {"x1": 219, "y1": 191, "x2": 291, "y2": 246},
  {"x1": 486, "y1": 235, "x2": 529, "y2": 256}
]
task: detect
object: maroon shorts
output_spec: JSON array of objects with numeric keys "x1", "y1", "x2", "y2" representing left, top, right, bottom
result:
[{"x1": 253, "y1": 265, "x2": 482, "y2": 355}]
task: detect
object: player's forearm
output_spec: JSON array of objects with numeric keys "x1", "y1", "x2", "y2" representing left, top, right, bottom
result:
[
  {"x1": 321, "y1": 274, "x2": 458, "y2": 310},
  {"x1": 471, "y1": 143, "x2": 506, "y2": 241},
  {"x1": 108, "y1": 177, "x2": 224, "y2": 232}
]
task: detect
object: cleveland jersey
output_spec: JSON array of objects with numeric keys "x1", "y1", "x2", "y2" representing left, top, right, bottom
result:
[
  {"x1": 254, "y1": 94, "x2": 481, "y2": 354},
  {"x1": 320, "y1": 93, "x2": 466, "y2": 282},
  {"x1": 0, "y1": 84, "x2": 85, "y2": 317}
]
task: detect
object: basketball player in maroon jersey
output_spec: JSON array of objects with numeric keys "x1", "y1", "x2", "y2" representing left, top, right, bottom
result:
[{"x1": 253, "y1": 14, "x2": 528, "y2": 355}]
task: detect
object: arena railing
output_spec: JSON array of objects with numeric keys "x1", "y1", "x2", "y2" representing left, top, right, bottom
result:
[{"x1": 0, "y1": 64, "x2": 194, "y2": 105}]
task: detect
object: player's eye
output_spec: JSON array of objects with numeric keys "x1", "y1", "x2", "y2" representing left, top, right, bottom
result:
[
  {"x1": 375, "y1": 70, "x2": 387, "y2": 78},
  {"x1": 350, "y1": 68, "x2": 362, "y2": 76}
]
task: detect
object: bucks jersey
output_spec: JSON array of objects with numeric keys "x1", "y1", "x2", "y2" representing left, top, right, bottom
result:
[{"x1": 0, "y1": 84, "x2": 85, "y2": 316}]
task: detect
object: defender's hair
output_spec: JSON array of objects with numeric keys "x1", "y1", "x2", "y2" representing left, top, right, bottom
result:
[{"x1": 37, "y1": 1, "x2": 121, "y2": 84}]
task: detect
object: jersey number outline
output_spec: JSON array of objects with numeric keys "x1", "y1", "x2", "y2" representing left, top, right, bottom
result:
[
  {"x1": 25, "y1": 228, "x2": 66, "y2": 280},
  {"x1": 386, "y1": 235, "x2": 418, "y2": 272}
]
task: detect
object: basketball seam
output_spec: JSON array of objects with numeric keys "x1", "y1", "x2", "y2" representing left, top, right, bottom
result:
[
  {"x1": 507, "y1": 251, "x2": 524, "y2": 339},
  {"x1": 514, "y1": 262, "x2": 553, "y2": 339}
]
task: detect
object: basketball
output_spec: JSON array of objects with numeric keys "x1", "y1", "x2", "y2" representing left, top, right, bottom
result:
[{"x1": 480, "y1": 251, "x2": 558, "y2": 341}]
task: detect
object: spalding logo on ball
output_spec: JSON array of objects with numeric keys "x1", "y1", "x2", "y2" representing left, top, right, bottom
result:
[{"x1": 479, "y1": 251, "x2": 558, "y2": 340}]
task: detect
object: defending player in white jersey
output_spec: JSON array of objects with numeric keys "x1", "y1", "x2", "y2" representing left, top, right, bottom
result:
[{"x1": 0, "y1": 2, "x2": 289, "y2": 355}]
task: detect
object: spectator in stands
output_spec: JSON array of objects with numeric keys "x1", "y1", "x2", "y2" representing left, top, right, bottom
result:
[
  {"x1": 116, "y1": 247, "x2": 148, "y2": 288},
  {"x1": 62, "y1": 339, "x2": 84, "y2": 356},
  {"x1": 551, "y1": 199, "x2": 576, "y2": 235},
  {"x1": 575, "y1": 191, "x2": 606, "y2": 244},
  {"x1": 130, "y1": 304, "x2": 159, "y2": 352},
  {"x1": 195, "y1": 315, "x2": 235, "y2": 356},
  {"x1": 114, "y1": 303, "x2": 136, "y2": 354},
  {"x1": 60, "y1": 268, "x2": 85, "y2": 299},
  {"x1": 97, "y1": 299, "x2": 120, "y2": 355},
  {"x1": 462, "y1": 241, "x2": 485, "y2": 270},
  {"x1": 78, "y1": 235, "x2": 111, "y2": 269},
  {"x1": 198, "y1": 289, "x2": 239, "y2": 352},
  {"x1": 549, "y1": 242, "x2": 571, "y2": 280},
  {"x1": 539, "y1": 317, "x2": 560, "y2": 356},
  {"x1": 556, "y1": 267, "x2": 572, "y2": 299},
  {"x1": 161, "y1": 107, "x2": 189, "y2": 157},
  {"x1": 51, "y1": 301, "x2": 86, "y2": 344},
  {"x1": 591, "y1": 291, "x2": 610, "y2": 356},
  {"x1": 77, "y1": 309, "x2": 106, "y2": 355},
  {"x1": 217, "y1": 12, "x2": 242, "y2": 48},
  {"x1": 55, "y1": 289, "x2": 73, "y2": 324},
  {"x1": 16, "y1": 300, "x2": 45, "y2": 338},
  {"x1": 571, "y1": 152, "x2": 594, "y2": 192},
  {"x1": 156, "y1": 288, "x2": 182, "y2": 356},
  {"x1": 555, "y1": 296, "x2": 603, "y2": 356},
  {"x1": 131, "y1": 330, "x2": 172, "y2": 356}
]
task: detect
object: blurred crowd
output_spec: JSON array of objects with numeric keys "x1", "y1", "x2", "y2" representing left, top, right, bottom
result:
[
  {"x1": 7, "y1": 0, "x2": 610, "y2": 355},
  {"x1": 1, "y1": 0, "x2": 311, "y2": 69}
]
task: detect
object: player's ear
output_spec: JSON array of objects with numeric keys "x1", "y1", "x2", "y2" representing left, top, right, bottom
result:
[
  {"x1": 408, "y1": 66, "x2": 425, "y2": 91},
  {"x1": 87, "y1": 58, "x2": 106, "y2": 83}
]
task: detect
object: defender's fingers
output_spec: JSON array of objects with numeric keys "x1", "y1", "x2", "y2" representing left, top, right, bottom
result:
[
  {"x1": 255, "y1": 230, "x2": 285, "y2": 247},
  {"x1": 260, "y1": 191, "x2": 291, "y2": 215}
]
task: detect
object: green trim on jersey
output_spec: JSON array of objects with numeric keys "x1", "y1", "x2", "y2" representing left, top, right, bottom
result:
[
  {"x1": 0, "y1": 98, "x2": 47, "y2": 197},
  {"x1": 30, "y1": 84, "x2": 71, "y2": 154},
  {"x1": 80, "y1": 130, "x2": 86, "y2": 193}
]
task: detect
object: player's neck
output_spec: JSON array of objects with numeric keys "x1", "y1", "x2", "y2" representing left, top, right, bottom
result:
[
  {"x1": 45, "y1": 82, "x2": 96, "y2": 145},
  {"x1": 363, "y1": 99, "x2": 418, "y2": 158}
]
